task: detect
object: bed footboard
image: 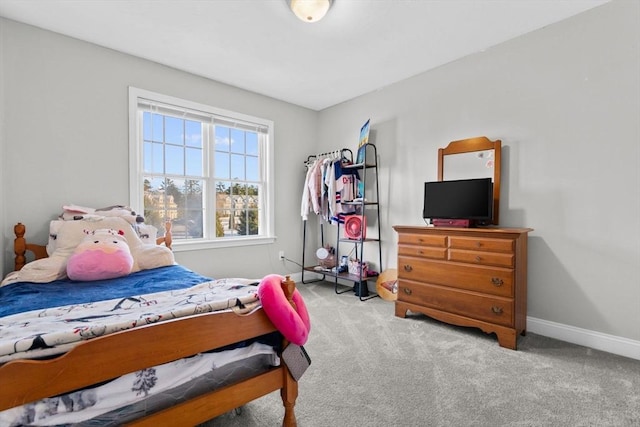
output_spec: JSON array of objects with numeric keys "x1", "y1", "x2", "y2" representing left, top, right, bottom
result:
[{"x1": 125, "y1": 368, "x2": 297, "y2": 426}]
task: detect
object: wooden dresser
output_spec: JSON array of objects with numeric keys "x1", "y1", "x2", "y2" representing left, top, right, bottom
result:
[{"x1": 393, "y1": 225, "x2": 532, "y2": 349}]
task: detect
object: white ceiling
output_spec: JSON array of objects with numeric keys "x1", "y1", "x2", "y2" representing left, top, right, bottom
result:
[{"x1": 0, "y1": 0, "x2": 609, "y2": 111}]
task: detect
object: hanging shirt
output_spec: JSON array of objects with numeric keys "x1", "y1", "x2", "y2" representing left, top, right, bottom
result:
[
  {"x1": 329, "y1": 159, "x2": 359, "y2": 224},
  {"x1": 300, "y1": 159, "x2": 317, "y2": 220}
]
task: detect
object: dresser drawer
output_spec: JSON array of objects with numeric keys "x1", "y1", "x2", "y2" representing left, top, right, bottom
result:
[
  {"x1": 398, "y1": 280, "x2": 514, "y2": 327},
  {"x1": 397, "y1": 233, "x2": 447, "y2": 247},
  {"x1": 397, "y1": 257, "x2": 514, "y2": 297},
  {"x1": 449, "y1": 249, "x2": 514, "y2": 268},
  {"x1": 398, "y1": 244, "x2": 447, "y2": 260},
  {"x1": 449, "y1": 236, "x2": 514, "y2": 253}
]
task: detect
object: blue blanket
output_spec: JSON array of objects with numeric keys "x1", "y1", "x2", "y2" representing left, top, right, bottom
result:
[{"x1": 0, "y1": 265, "x2": 212, "y2": 318}]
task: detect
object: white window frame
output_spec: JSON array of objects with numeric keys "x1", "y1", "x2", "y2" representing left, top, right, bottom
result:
[{"x1": 128, "y1": 87, "x2": 275, "y2": 251}]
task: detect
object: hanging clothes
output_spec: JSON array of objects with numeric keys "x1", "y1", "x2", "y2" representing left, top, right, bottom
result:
[
  {"x1": 300, "y1": 159, "x2": 315, "y2": 221},
  {"x1": 328, "y1": 158, "x2": 360, "y2": 224},
  {"x1": 301, "y1": 150, "x2": 358, "y2": 223},
  {"x1": 301, "y1": 153, "x2": 334, "y2": 221}
]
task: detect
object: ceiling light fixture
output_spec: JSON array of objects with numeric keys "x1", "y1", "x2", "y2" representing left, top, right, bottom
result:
[{"x1": 288, "y1": 0, "x2": 333, "y2": 23}]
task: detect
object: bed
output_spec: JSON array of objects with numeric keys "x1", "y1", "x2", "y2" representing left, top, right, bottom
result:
[{"x1": 0, "y1": 220, "x2": 300, "y2": 426}]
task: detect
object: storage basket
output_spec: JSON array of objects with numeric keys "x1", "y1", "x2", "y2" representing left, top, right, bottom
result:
[
  {"x1": 318, "y1": 254, "x2": 336, "y2": 268},
  {"x1": 348, "y1": 259, "x2": 368, "y2": 276},
  {"x1": 316, "y1": 246, "x2": 337, "y2": 268}
]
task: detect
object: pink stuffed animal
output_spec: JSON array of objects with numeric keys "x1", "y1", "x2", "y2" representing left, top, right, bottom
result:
[
  {"x1": 257, "y1": 274, "x2": 311, "y2": 346},
  {"x1": 67, "y1": 228, "x2": 134, "y2": 281}
]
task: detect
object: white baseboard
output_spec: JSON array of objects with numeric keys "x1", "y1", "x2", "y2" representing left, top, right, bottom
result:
[{"x1": 527, "y1": 316, "x2": 640, "y2": 361}]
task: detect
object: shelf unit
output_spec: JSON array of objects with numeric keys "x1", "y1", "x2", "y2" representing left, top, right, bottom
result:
[{"x1": 301, "y1": 143, "x2": 382, "y2": 301}]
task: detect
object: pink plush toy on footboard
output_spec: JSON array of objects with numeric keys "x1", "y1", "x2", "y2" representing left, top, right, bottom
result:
[{"x1": 257, "y1": 274, "x2": 311, "y2": 346}]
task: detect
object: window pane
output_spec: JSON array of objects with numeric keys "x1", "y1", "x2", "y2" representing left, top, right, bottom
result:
[
  {"x1": 145, "y1": 176, "x2": 164, "y2": 194},
  {"x1": 152, "y1": 114, "x2": 163, "y2": 142},
  {"x1": 246, "y1": 132, "x2": 258, "y2": 155},
  {"x1": 216, "y1": 181, "x2": 231, "y2": 236},
  {"x1": 165, "y1": 145, "x2": 184, "y2": 175},
  {"x1": 172, "y1": 215, "x2": 199, "y2": 239},
  {"x1": 184, "y1": 178, "x2": 203, "y2": 237},
  {"x1": 185, "y1": 120, "x2": 202, "y2": 148},
  {"x1": 184, "y1": 180, "x2": 203, "y2": 210},
  {"x1": 163, "y1": 178, "x2": 184, "y2": 211},
  {"x1": 215, "y1": 126, "x2": 230, "y2": 151},
  {"x1": 246, "y1": 156, "x2": 258, "y2": 181},
  {"x1": 143, "y1": 141, "x2": 153, "y2": 173},
  {"x1": 185, "y1": 147, "x2": 202, "y2": 176},
  {"x1": 143, "y1": 176, "x2": 176, "y2": 230},
  {"x1": 234, "y1": 205, "x2": 259, "y2": 236},
  {"x1": 249, "y1": 185, "x2": 260, "y2": 200},
  {"x1": 230, "y1": 182, "x2": 246, "y2": 197},
  {"x1": 230, "y1": 129, "x2": 244, "y2": 154},
  {"x1": 214, "y1": 152, "x2": 229, "y2": 179},
  {"x1": 165, "y1": 116, "x2": 183, "y2": 144},
  {"x1": 143, "y1": 112, "x2": 152, "y2": 141},
  {"x1": 216, "y1": 180, "x2": 231, "y2": 196},
  {"x1": 143, "y1": 142, "x2": 164, "y2": 174},
  {"x1": 230, "y1": 154, "x2": 245, "y2": 180},
  {"x1": 228, "y1": 208, "x2": 241, "y2": 236},
  {"x1": 185, "y1": 210, "x2": 203, "y2": 238}
]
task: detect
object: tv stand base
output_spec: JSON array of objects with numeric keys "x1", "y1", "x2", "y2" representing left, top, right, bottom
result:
[{"x1": 431, "y1": 219, "x2": 473, "y2": 228}]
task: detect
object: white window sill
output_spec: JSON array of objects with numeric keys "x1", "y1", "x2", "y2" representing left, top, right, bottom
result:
[{"x1": 170, "y1": 236, "x2": 277, "y2": 252}]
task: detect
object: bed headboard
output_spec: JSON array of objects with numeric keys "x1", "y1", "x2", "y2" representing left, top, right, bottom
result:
[{"x1": 13, "y1": 222, "x2": 173, "y2": 272}]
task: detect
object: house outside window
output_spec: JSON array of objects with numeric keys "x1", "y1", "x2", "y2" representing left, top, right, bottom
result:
[{"x1": 128, "y1": 87, "x2": 275, "y2": 249}]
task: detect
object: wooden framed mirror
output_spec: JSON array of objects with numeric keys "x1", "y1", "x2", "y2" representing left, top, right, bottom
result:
[{"x1": 437, "y1": 136, "x2": 501, "y2": 225}]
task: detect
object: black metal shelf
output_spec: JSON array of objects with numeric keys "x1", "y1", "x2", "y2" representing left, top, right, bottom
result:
[
  {"x1": 338, "y1": 237, "x2": 380, "y2": 244},
  {"x1": 341, "y1": 201, "x2": 378, "y2": 207},
  {"x1": 303, "y1": 266, "x2": 378, "y2": 283},
  {"x1": 342, "y1": 162, "x2": 376, "y2": 170},
  {"x1": 301, "y1": 143, "x2": 382, "y2": 302}
]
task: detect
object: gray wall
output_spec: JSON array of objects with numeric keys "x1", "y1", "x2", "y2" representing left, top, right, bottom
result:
[
  {"x1": 317, "y1": 0, "x2": 640, "y2": 344},
  {"x1": 1, "y1": 0, "x2": 638, "y2": 352},
  {"x1": 0, "y1": 17, "x2": 316, "y2": 280}
]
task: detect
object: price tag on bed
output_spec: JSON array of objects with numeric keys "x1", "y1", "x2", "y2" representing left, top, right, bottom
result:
[{"x1": 282, "y1": 344, "x2": 311, "y2": 381}]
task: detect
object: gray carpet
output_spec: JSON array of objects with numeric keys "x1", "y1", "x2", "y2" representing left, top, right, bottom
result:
[{"x1": 203, "y1": 281, "x2": 640, "y2": 426}]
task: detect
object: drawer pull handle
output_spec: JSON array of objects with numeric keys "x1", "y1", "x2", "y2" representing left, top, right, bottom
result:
[
  {"x1": 403, "y1": 288, "x2": 412, "y2": 295},
  {"x1": 403, "y1": 265, "x2": 413, "y2": 272},
  {"x1": 475, "y1": 256, "x2": 482, "y2": 262},
  {"x1": 418, "y1": 250, "x2": 424, "y2": 255},
  {"x1": 491, "y1": 306, "x2": 503, "y2": 314},
  {"x1": 476, "y1": 242, "x2": 482, "y2": 248},
  {"x1": 491, "y1": 277, "x2": 504, "y2": 286}
]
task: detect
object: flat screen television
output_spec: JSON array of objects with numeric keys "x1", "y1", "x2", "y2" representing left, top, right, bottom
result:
[{"x1": 422, "y1": 178, "x2": 493, "y2": 226}]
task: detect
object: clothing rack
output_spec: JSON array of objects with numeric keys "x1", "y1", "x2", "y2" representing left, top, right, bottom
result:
[
  {"x1": 300, "y1": 144, "x2": 382, "y2": 301},
  {"x1": 304, "y1": 148, "x2": 353, "y2": 167},
  {"x1": 301, "y1": 147, "x2": 352, "y2": 284}
]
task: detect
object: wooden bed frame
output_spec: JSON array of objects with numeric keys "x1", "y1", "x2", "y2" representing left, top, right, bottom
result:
[{"x1": 0, "y1": 223, "x2": 298, "y2": 426}]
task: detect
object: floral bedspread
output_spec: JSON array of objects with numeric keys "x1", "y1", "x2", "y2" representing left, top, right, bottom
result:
[{"x1": 0, "y1": 278, "x2": 260, "y2": 363}]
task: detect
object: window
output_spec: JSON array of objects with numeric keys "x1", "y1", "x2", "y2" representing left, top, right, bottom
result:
[{"x1": 128, "y1": 87, "x2": 275, "y2": 249}]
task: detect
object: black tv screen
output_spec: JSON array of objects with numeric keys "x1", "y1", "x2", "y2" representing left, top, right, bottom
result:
[{"x1": 423, "y1": 178, "x2": 493, "y2": 223}]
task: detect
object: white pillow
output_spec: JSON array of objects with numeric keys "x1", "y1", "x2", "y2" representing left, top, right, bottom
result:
[
  {"x1": 135, "y1": 223, "x2": 158, "y2": 245},
  {"x1": 47, "y1": 220, "x2": 64, "y2": 256},
  {"x1": 1, "y1": 257, "x2": 68, "y2": 286}
]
